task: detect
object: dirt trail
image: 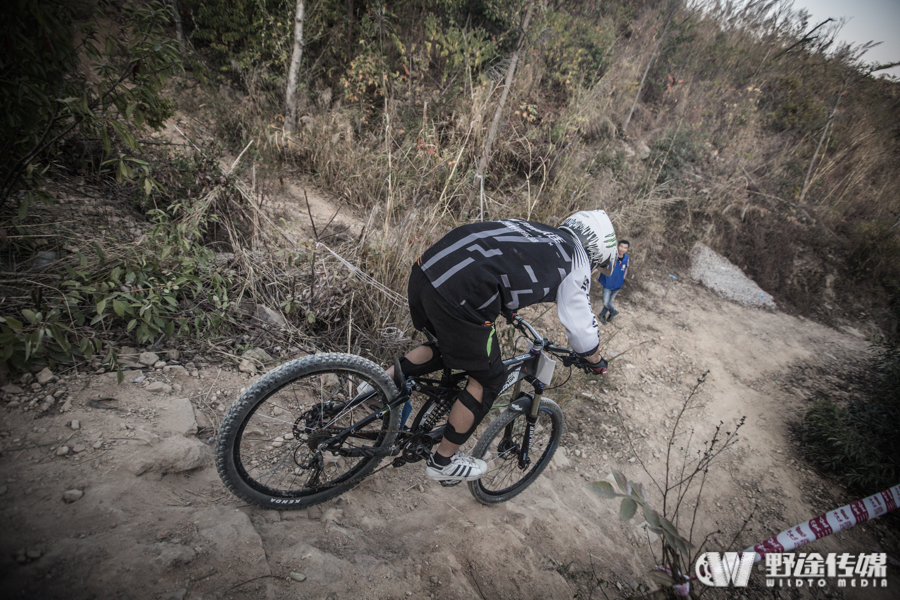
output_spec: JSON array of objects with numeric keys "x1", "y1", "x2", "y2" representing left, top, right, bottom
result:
[{"x1": 1, "y1": 200, "x2": 896, "y2": 600}]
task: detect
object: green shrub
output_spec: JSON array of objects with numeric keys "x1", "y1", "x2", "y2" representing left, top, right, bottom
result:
[
  {"x1": 649, "y1": 127, "x2": 705, "y2": 184},
  {"x1": 540, "y1": 10, "x2": 615, "y2": 93},
  {"x1": 0, "y1": 0, "x2": 180, "y2": 217},
  {"x1": 802, "y1": 337, "x2": 900, "y2": 493}
]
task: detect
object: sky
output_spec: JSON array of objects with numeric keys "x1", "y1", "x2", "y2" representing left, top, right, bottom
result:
[{"x1": 792, "y1": 0, "x2": 900, "y2": 78}]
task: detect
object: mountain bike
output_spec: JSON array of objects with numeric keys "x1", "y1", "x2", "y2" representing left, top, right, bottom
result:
[{"x1": 215, "y1": 315, "x2": 603, "y2": 509}]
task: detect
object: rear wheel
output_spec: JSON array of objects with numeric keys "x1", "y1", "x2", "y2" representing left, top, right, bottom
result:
[
  {"x1": 215, "y1": 353, "x2": 400, "y2": 509},
  {"x1": 467, "y1": 398, "x2": 564, "y2": 504}
]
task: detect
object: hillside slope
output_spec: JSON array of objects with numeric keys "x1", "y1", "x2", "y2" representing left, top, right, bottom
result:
[{"x1": 1, "y1": 198, "x2": 894, "y2": 598}]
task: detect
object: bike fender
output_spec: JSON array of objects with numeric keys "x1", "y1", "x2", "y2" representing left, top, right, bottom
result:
[{"x1": 508, "y1": 392, "x2": 534, "y2": 413}]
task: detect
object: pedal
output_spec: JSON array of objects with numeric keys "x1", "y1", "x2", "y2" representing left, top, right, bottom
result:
[
  {"x1": 439, "y1": 480, "x2": 462, "y2": 488},
  {"x1": 391, "y1": 458, "x2": 407, "y2": 468}
]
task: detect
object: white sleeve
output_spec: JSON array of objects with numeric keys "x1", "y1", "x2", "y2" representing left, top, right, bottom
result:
[{"x1": 556, "y1": 263, "x2": 600, "y2": 356}]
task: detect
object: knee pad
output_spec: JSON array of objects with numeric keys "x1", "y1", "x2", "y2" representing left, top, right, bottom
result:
[
  {"x1": 399, "y1": 342, "x2": 444, "y2": 377},
  {"x1": 442, "y1": 388, "x2": 493, "y2": 446},
  {"x1": 441, "y1": 421, "x2": 468, "y2": 446}
]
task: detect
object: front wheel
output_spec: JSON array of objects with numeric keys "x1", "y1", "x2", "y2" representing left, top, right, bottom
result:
[
  {"x1": 467, "y1": 398, "x2": 564, "y2": 504},
  {"x1": 215, "y1": 353, "x2": 400, "y2": 509}
]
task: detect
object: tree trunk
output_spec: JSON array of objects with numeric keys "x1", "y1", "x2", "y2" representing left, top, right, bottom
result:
[
  {"x1": 284, "y1": 0, "x2": 306, "y2": 135},
  {"x1": 467, "y1": 2, "x2": 534, "y2": 218},
  {"x1": 170, "y1": 0, "x2": 185, "y2": 49}
]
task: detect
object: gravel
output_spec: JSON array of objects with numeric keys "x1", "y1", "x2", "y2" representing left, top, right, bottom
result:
[{"x1": 690, "y1": 243, "x2": 777, "y2": 309}]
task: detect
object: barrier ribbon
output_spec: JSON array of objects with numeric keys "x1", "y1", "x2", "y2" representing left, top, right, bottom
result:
[{"x1": 746, "y1": 484, "x2": 900, "y2": 561}]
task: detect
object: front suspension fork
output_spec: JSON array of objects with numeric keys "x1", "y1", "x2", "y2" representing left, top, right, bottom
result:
[{"x1": 516, "y1": 380, "x2": 544, "y2": 469}]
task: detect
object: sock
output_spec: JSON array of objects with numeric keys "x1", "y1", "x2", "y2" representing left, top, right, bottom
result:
[{"x1": 432, "y1": 452, "x2": 451, "y2": 467}]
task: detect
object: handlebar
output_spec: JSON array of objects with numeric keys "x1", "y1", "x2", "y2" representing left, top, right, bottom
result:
[{"x1": 507, "y1": 314, "x2": 607, "y2": 375}]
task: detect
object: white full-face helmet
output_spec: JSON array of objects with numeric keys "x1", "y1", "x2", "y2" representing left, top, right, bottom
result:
[{"x1": 559, "y1": 210, "x2": 617, "y2": 270}]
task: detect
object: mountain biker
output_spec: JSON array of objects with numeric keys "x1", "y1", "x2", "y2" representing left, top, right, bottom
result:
[{"x1": 385, "y1": 211, "x2": 617, "y2": 483}]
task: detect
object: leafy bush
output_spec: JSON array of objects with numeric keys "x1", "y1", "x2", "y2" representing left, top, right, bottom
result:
[
  {"x1": 540, "y1": 10, "x2": 615, "y2": 93},
  {"x1": 802, "y1": 336, "x2": 900, "y2": 493},
  {"x1": 0, "y1": 0, "x2": 180, "y2": 216},
  {"x1": 649, "y1": 127, "x2": 705, "y2": 184}
]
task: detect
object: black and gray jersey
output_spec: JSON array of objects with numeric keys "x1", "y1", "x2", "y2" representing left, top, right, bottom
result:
[{"x1": 418, "y1": 219, "x2": 599, "y2": 356}]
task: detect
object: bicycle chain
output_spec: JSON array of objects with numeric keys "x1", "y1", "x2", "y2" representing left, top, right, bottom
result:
[{"x1": 283, "y1": 426, "x2": 429, "y2": 491}]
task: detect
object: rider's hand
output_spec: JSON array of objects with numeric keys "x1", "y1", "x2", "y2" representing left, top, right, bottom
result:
[
  {"x1": 501, "y1": 309, "x2": 518, "y2": 324},
  {"x1": 585, "y1": 357, "x2": 608, "y2": 375}
]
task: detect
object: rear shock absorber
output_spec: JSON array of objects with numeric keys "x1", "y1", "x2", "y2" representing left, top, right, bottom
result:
[{"x1": 422, "y1": 392, "x2": 456, "y2": 432}]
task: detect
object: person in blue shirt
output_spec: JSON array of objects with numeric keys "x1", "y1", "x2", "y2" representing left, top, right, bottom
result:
[{"x1": 596, "y1": 240, "x2": 629, "y2": 324}]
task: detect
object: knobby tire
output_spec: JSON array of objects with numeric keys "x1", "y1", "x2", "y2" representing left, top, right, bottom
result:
[
  {"x1": 215, "y1": 353, "x2": 400, "y2": 510},
  {"x1": 467, "y1": 398, "x2": 564, "y2": 504}
]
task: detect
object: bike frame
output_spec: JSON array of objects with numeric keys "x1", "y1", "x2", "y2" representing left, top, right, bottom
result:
[{"x1": 317, "y1": 316, "x2": 577, "y2": 468}]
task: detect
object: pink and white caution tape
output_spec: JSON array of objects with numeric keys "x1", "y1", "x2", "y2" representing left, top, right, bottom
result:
[
  {"x1": 745, "y1": 484, "x2": 900, "y2": 562},
  {"x1": 667, "y1": 484, "x2": 900, "y2": 597}
]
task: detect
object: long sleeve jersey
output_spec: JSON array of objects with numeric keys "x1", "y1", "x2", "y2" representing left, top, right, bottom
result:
[{"x1": 418, "y1": 219, "x2": 600, "y2": 356}]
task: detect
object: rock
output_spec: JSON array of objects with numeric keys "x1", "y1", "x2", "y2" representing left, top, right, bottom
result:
[
  {"x1": 165, "y1": 589, "x2": 188, "y2": 600},
  {"x1": 276, "y1": 541, "x2": 353, "y2": 587},
  {"x1": 194, "y1": 506, "x2": 269, "y2": 578},
  {"x1": 72, "y1": 444, "x2": 86, "y2": 453},
  {"x1": 31, "y1": 383, "x2": 42, "y2": 392},
  {"x1": 153, "y1": 361, "x2": 167, "y2": 369},
  {"x1": 26, "y1": 548, "x2": 42, "y2": 559},
  {"x1": 138, "y1": 352, "x2": 160, "y2": 366},
  {"x1": 19, "y1": 373, "x2": 34, "y2": 385},
  {"x1": 690, "y1": 243, "x2": 777, "y2": 309},
  {"x1": 243, "y1": 347, "x2": 275, "y2": 365},
  {"x1": 93, "y1": 440, "x2": 103, "y2": 449},
  {"x1": 35, "y1": 368, "x2": 55, "y2": 385},
  {"x1": 289, "y1": 572, "x2": 307, "y2": 582},
  {"x1": 70, "y1": 420, "x2": 81, "y2": 430},
  {"x1": 129, "y1": 436, "x2": 210, "y2": 476},
  {"x1": 255, "y1": 304, "x2": 287, "y2": 328},
  {"x1": 193, "y1": 405, "x2": 213, "y2": 430},
  {"x1": 163, "y1": 365, "x2": 189, "y2": 377},
  {"x1": 238, "y1": 359, "x2": 257, "y2": 375},
  {"x1": 63, "y1": 489, "x2": 84, "y2": 503},
  {"x1": 636, "y1": 141, "x2": 651, "y2": 160},
  {"x1": 551, "y1": 449, "x2": 571, "y2": 470},
  {"x1": 322, "y1": 508, "x2": 343, "y2": 525},
  {"x1": 0, "y1": 485, "x2": 7, "y2": 495},
  {"x1": 1, "y1": 384, "x2": 24, "y2": 395},
  {"x1": 60, "y1": 399, "x2": 72, "y2": 412},
  {"x1": 53, "y1": 389, "x2": 66, "y2": 398},
  {"x1": 31, "y1": 251, "x2": 57, "y2": 271},
  {"x1": 156, "y1": 397, "x2": 198, "y2": 436},
  {"x1": 166, "y1": 349, "x2": 181, "y2": 361},
  {"x1": 153, "y1": 543, "x2": 196, "y2": 569},
  {"x1": 56, "y1": 446, "x2": 70, "y2": 456},
  {"x1": 146, "y1": 382, "x2": 173, "y2": 394}
]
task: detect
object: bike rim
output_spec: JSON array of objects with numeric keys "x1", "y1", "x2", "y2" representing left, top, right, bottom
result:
[
  {"x1": 477, "y1": 407, "x2": 558, "y2": 497},
  {"x1": 232, "y1": 369, "x2": 391, "y2": 498}
]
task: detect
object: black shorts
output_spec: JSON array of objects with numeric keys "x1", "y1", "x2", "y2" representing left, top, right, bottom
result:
[{"x1": 407, "y1": 263, "x2": 505, "y2": 380}]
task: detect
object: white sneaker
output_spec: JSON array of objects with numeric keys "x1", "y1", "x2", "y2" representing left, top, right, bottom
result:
[{"x1": 425, "y1": 452, "x2": 488, "y2": 481}]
